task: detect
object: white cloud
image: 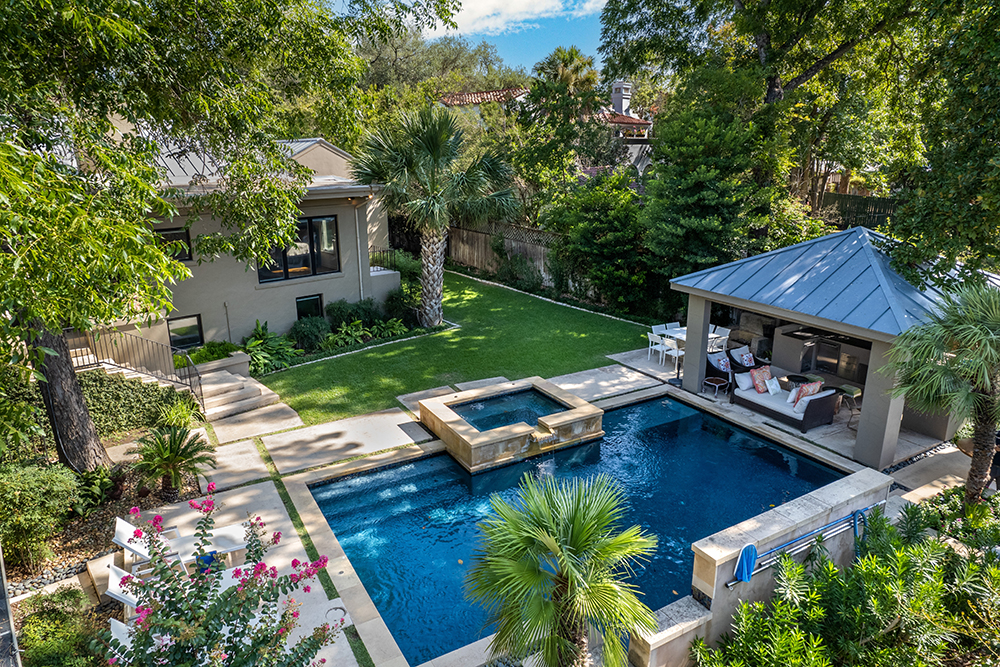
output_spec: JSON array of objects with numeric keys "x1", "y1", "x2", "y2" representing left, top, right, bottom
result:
[{"x1": 441, "y1": 0, "x2": 607, "y2": 36}]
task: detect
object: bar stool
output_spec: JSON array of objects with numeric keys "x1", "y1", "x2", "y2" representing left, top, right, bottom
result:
[{"x1": 838, "y1": 385, "x2": 862, "y2": 430}]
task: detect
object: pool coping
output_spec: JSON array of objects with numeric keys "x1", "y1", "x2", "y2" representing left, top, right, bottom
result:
[{"x1": 283, "y1": 383, "x2": 865, "y2": 667}]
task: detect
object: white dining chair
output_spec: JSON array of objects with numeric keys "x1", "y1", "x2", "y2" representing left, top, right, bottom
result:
[
  {"x1": 663, "y1": 337, "x2": 685, "y2": 378},
  {"x1": 647, "y1": 332, "x2": 667, "y2": 364},
  {"x1": 651, "y1": 324, "x2": 668, "y2": 335},
  {"x1": 711, "y1": 327, "x2": 731, "y2": 352},
  {"x1": 665, "y1": 321, "x2": 680, "y2": 330}
]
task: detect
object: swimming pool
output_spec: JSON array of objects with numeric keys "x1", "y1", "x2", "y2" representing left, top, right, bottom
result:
[
  {"x1": 450, "y1": 388, "x2": 566, "y2": 431},
  {"x1": 312, "y1": 397, "x2": 843, "y2": 665}
]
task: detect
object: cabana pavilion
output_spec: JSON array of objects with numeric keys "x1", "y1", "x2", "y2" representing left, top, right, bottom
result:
[{"x1": 671, "y1": 227, "x2": 956, "y2": 470}]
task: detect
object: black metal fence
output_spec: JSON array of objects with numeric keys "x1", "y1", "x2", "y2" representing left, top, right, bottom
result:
[
  {"x1": 368, "y1": 246, "x2": 397, "y2": 273},
  {"x1": 820, "y1": 192, "x2": 900, "y2": 229},
  {"x1": 65, "y1": 328, "x2": 203, "y2": 407}
]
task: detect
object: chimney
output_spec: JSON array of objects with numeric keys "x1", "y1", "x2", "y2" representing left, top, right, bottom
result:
[{"x1": 611, "y1": 80, "x2": 632, "y2": 116}]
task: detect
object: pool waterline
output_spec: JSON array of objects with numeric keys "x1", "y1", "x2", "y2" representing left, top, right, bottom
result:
[{"x1": 311, "y1": 396, "x2": 845, "y2": 665}]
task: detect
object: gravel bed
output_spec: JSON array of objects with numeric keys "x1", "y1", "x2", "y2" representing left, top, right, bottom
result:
[{"x1": 882, "y1": 442, "x2": 953, "y2": 475}]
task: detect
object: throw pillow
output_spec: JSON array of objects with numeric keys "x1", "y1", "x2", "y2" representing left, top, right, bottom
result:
[
  {"x1": 740, "y1": 352, "x2": 755, "y2": 367},
  {"x1": 734, "y1": 372, "x2": 754, "y2": 391},
  {"x1": 793, "y1": 388, "x2": 836, "y2": 415},
  {"x1": 749, "y1": 365, "x2": 772, "y2": 393},
  {"x1": 718, "y1": 356, "x2": 731, "y2": 372},
  {"x1": 786, "y1": 386, "x2": 799, "y2": 403},
  {"x1": 794, "y1": 381, "x2": 822, "y2": 407},
  {"x1": 765, "y1": 377, "x2": 781, "y2": 396}
]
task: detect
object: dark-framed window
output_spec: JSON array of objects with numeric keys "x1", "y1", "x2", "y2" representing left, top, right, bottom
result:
[
  {"x1": 167, "y1": 314, "x2": 204, "y2": 349},
  {"x1": 157, "y1": 228, "x2": 193, "y2": 261},
  {"x1": 258, "y1": 216, "x2": 339, "y2": 283},
  {"x1": 296, "y1": 294, "x2": 323, "y2": 320}
]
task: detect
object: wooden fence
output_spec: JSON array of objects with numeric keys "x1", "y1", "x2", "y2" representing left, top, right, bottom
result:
[
  {"x1": 448, "y1": 222, "x2": 560, "y2": 285},
  {"x1": 820, "y1": 192, "x2": 900, "y2": 229}
]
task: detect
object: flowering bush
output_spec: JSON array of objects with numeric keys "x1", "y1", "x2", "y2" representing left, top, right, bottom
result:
[{"x1": 95, "y1": 484, "x2": 340, "y2": 666}]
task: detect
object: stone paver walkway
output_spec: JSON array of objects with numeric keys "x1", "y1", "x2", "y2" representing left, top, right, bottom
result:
[
  {"x1": 547, "y1": 364, "x2": 662, "y2": 402},
  {"x1": 130, "y1": 482, "x2": 358, "y2": 667},
  {"x1": 454, "y1": 376, "x2": 510, "y2": 391},
  {"x1": 892, "y1": 445, "x2": 969, "y2": 495},
  {"x1": 198, "y1": 439, "x2": 270, "y2": 492},
  {"x1": 396, "y1": 386, "x2": 454, "y2": 413},
  {"x1": 212, "y1": 402, "x2": 303, "y2": 444},
  {"x1": 262, "y1": 408, "x2": 433, "y2": 475}
]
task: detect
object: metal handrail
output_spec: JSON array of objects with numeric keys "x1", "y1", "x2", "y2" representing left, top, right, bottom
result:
[{"x1": 66, "y1": 328, "x2": 203, "y2": 408}]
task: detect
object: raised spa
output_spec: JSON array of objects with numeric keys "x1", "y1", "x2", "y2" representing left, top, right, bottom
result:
[{"x1": 417, "y1": 376, "x2": 604, "y2": 473}]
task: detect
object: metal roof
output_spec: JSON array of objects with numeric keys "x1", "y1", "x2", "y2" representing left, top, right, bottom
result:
[{"x1": 670, "y1": 227, "x2": 944, "y2": 339}]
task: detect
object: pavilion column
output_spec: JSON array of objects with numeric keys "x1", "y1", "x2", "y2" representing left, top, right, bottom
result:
[
  {"x1": 682, "y1": 295, "x2": 711, "y2": 393},
  {"x1": 854, "y1": 340, "x2": 904, "y2": 469}
]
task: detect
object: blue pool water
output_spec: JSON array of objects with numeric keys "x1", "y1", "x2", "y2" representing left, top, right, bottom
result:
[
  {"x1": 312, "y1": 398, "x2": 843, "y2": 665},
  {"x1": 450, "y1": 388, "x2": 566, "y2": 431}
]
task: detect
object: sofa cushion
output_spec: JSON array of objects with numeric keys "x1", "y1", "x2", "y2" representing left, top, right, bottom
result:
[
  {"x1": 734, "y1": 372, "x2": 754, "y2": 391},
  {"x1": 734, "y1": 387, "x2": 802, "y2": 420},
  {"x1": 793, "y1": 388, "x2": 835, "y2": 414},
  {"x1": 708, "y1": 352, "x2": 730, "y2": 372},
  {"x1": 750, "y1": 365, "x2": 772, "y2": 393}
]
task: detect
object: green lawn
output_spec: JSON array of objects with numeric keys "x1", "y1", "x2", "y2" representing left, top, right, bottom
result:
[{"x1": 262, "y1": 272, "x2": 648, "y2": 425}]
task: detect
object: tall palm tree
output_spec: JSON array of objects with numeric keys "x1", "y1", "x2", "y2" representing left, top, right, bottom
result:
[
  {"x1": 133, "y1": 426, "x2": 217, "y2": 502},
  {"x1": 466, "y1": 474, "x2": 658, "y2": 667},
  {"x1": 351, "y1": 106, "x2": 516, "y2": 327},
  {"x1": 887, "y1": 283, "x2": 1000, "y2": 505},
  {"x1": 532, "y1": 46, "x2": 599, "y2": 95}
]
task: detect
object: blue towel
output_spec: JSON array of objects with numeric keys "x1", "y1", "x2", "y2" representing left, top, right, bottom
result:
[{"x1": 734, "y1": 544, "x2": 757, "y2": 582}]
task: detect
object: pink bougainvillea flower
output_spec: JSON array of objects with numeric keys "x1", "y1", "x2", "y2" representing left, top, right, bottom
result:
[
  {"x1": 278, "y1": 627, "x2": 286, "y2": 635},
  {"x1": 207, "y1": 482, "x2": 216, "y2": 493},
  {"x1": 129, "y1": 506, "x2": 140, "y2": 516},
  {"x1": 272, "y1": 531, "x2": 281, "y2": 544},
  {"x1": 291, "y1": 558, "x2": 300, "y2": 568},
  {"x1": 133, "y1": 528, "x2": 143, "y2": 539},
  {"x1": 303, "y1": 585, "x2": 311, "y2": 593},
  {"x1": 189, "y1": 500, "x2": 202, "y2": 511}
]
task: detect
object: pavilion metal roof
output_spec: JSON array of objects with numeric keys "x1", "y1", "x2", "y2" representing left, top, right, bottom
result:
[{"x1": 670, "y1": 227, "x2": 944, "y2": 339}]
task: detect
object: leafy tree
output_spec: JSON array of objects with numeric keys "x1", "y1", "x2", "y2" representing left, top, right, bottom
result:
[
  {"x1": 132, "y1": 427, "x2": 217, "y2": 503},
  {"x1": 599, "y1": 0, "x2": 924, "y2": 105},
  {"x1": 546, "y1": 170, "x2": 649, "y2": 313},
  {"x1": 0, "y1": 0, "x2": 454, "y2": 470},
  {"x1": 887, "y1": 2, "x2": 1000, "y2": 286},
  {"x1": 533, "y1": 46, "x2": 600, "y2": 95},
  {"x1": 466, "y1": 474, "x2": 658, "y2": 667},
  {"x1": 101, "y1": 494, "x2": 339, "y2": 665},
  {"x1": 887, "y1": 284, "x2": 1000, "y2": 506}
]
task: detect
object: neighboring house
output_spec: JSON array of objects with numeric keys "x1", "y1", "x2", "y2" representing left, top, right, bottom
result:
[{"x1": 155, "y1": 138, "x2": 398, "y2": 348}]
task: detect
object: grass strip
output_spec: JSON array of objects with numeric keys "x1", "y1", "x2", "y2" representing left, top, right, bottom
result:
[
  {"x1": 344, "y1": 625, "x2": 376, "y2": 667},
  {"x1": 253, "y1": 438, "x2": 339, "y2": 600}
]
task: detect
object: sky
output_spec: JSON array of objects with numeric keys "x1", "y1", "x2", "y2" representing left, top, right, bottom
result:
[{"x1": 432, "y1": 0, "x2": 607, "y2": 73}]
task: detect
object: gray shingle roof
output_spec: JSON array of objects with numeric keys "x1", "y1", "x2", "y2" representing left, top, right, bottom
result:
[{"x1": 670, "y1": 227, "x2": 943, "y2": 338}]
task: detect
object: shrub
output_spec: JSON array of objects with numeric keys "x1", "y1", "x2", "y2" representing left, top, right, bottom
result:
[
  {"x1": 242, "y1": 320, "x2": 303, "y2": 375},
  {"x1": 157, "y1": 393, "x2": 203, "y2": 428},
  {"x1": 99, "y1": 496, "x2": 340, "y2": 665},
  {"x1": 132, "y1": 427, "x2": 216, "y2": 502},
  {"x1": 392, "y1": 249, "x2": 422, "y2": 287},
  {"x1": 370, "y1": 318, "x2": 408, "y2": 338},
  {"x1": 324, "y1": 299, "x2": 355, "y2": 329},
  {"x1": 72, "y1": 464, "x2": 126, "y2": 517},
  {"x1": 288, "y1": 316, "x2": 330, "y2": 352},
  {"x1": 490, "y1": 235, "x2": 544, "y2": 293},
  {"x1": 175, "y1": 340, "x2": 241, "y2": 368},
  {"x1": 19, "y1": 587, "x2": 101, "y2": 667},
  {"x1": 383, "y1": 288, "x2": 420, "y2": 329},
  {"x1": 325, "y1": 298, "x2": 383, "y2": 329},
  {"x1": 0, "y1": 464, "x2": 78, "y2": 570},
  {"x1": 323, "y1": 320, "x2": 372, "y2": 349}
]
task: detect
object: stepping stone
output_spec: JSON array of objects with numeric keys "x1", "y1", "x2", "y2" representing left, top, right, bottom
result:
[
  {"x1": 396, "y1": 386, "x2": 454, "y2": 414},
  {"x1": 547, "y1": 365, "x2": 662, "y2": 402},
  {"x1": 454, "y1": 377, "x2": 510, "y2": 391},
  {"x1": 262, "y1": 408, "x2": 433, "y2": 475},
  {"x1": 212, "y1": 403, "x2": 303, "y2": 444},
  {"x1": 198, "y1": 440, "x2": 270, "y2": 491}
]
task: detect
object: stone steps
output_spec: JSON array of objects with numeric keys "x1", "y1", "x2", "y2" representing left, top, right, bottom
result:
[{"x1": 205, "y1": 382, "x2": 280, "y2": 421}]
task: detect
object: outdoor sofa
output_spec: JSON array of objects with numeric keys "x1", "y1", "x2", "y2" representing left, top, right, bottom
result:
[{"x1": 731, "y1": 378, "x2": 838, "y2": 433}]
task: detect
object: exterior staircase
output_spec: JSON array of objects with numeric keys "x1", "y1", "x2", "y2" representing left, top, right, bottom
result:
[{"x1": 200, "y1": 370, "x2": 279, "y2": 421}]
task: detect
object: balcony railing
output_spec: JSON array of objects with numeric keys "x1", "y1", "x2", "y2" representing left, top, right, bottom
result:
[
  {"x1": 66, "y1": 328, "x2": 203, "y2": 408},
  {"x1": 368, "y1": 246, "x2": 397, "y2": 274}
]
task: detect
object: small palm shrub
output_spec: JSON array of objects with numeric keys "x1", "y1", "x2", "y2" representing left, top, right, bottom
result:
[
  {"x1": 19, "y1": 587, "x2": 102, "y2": 667},
  {"x1": 370, "y1": 318, "x2": 407, "y2": 338},
  {"x1": 242, "y1": 320, "x2": 302, "y2": 375},
  {"x1": 288, "y1": 316, "x2": 330, "y2": 351},
  {"x1": 467, "y1": 474, "x2": 658, "y2": 667},
  {"x1": 0, "y1": 464, "x2": 78, "y2": 570},
  {"x1": 132, "y1": 427, "x2": 216, "y2": 502}
]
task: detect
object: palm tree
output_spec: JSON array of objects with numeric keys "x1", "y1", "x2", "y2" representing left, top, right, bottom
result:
[
  {"x1": 466, "y1": 474, "x2": 658, "y2": 667},
  {"x1": 887, "y1": 283, "x2": 1000, "y2": 505},
  {"x1": 532, "y1": 46, "x2": 599, "y2": 95},
  {"x1": 351, "y1": 106, "x2": 516, "y2": 327},
  {"x1": 133, "y1": 427, "x2": 217, "y2": 502}
]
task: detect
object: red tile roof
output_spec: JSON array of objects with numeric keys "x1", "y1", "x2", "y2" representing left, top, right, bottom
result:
[
  {"x1": 594, "y1": 110, "x2": 652, "y2": 126},
  {"x1": 439, "y1": 88, "x2": 530, "y2": 107}
]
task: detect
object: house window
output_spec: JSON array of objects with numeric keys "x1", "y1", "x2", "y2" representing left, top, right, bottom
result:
[
  {"x1": 167, "y1": 315, "x2": 204, "y2": 349},
  {"x1": 258, "y1": 216, "x2": 340, "y2": 282},
  {"x1": 296, "y1": 294, "x2": 323, "y2": 320},
  {"x1": 157, "y1": 228, "x2": 192, "y2": 261}
]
